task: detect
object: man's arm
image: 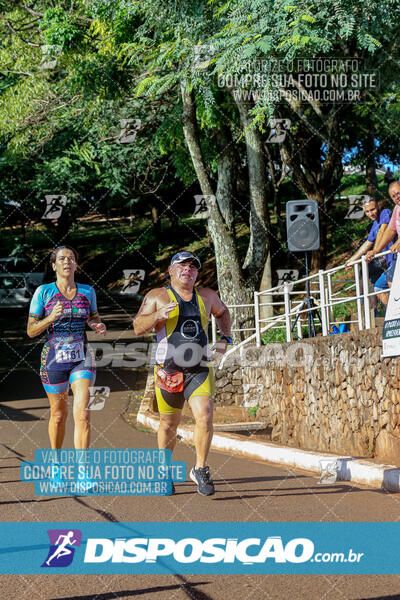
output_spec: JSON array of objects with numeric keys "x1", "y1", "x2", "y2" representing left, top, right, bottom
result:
[
  {"x1": 133, "y1": 289, "x2": 177, "y2": 336},
  {"x1": 374, "y1": 223, "x2": 388, "y2": 249},
  {"x1": 207, "y1": 290, "x2": 231, "y2": 352},
  {"x1": 366, "y1": 227, "x2": 397, "y2": 261},
  {"x1": 345, "y1": 240, "x2": 373, "y2": 268},
  {"x1": 212, "y1": 300, "x2": 231, "y2": 337}
]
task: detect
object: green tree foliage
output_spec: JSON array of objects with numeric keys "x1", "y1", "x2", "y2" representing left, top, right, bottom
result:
[{"x1": 1, "y1": 0, "x2": 400, "y2": 281}]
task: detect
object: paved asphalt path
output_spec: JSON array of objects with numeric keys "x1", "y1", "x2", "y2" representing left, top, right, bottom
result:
[{"x1": 2, "y1": 307, "x2": 400, "y2": 599}]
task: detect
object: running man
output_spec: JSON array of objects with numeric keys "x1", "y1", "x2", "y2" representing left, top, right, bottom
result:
[
  {"x1": 27, "y1": 246, "x2": 106, "y2": 452},
  {"x1": 133, "y1": 251, "x2": 231, "y2": 496}
]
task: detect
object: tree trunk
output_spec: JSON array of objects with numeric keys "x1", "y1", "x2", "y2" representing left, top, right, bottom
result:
[
  {"x1": 215, "y1": 128, "x2": 235, "y2": 234},
  {"x1": 150, "y1": 204, "x2": 161, "y2": 235},
  {"x1": 278, "y1": 101, "x2": 344, "y2": 272},
  {"x1": 232, "y1": 92, "x2": 270, "y2": 289},
  {"x1": 365, "y1": 132, "x2": 379, "y2": 198},
  {"x1": 181, "y1": 83, "x2": 252, "y2": 340},
  {"x1": 259, "y1": 252, "x2": 273, "y2": 323},
  {"x1": 214, "y1": 130, "x2": 253, "y2": 338},
  {"x1": 20, "y1": 218, "x2": 26, "y2": 242},
  {"x1": 310, "y1": 216, "x2": 327, "y2": 271},
  {"x1": 56, "y1": 210, "x2": 71, "y2": 245}
]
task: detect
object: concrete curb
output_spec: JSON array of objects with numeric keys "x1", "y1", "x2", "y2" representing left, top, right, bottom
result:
[{"x1": 137, "y1": 408, "x2": 400, "y2": 493}]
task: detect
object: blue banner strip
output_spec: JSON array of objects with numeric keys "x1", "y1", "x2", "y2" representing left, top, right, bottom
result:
[
  {"x1": 0, "y1": 522, "x2": 398, "y2": 574},
  {"x1": 19, "y1": 449, "x2": 186, "y2": 496}
]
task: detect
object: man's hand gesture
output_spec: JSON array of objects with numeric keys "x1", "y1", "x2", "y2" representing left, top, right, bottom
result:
[{"x1": 157, "y1": 301, "x2": 178, "y2": 321}]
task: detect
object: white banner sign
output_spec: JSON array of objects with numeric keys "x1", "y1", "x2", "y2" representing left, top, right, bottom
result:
[{"x1": 382, "y1": 257, "x2": 400, "y2": 357}]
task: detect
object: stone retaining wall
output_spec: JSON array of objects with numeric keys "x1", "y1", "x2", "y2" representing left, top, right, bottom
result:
[{"x1": 214, "y1": 329, "x2": 400, "y2": 463}]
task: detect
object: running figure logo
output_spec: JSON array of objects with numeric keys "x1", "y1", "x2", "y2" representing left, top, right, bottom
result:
[
  {"x1": 318, "y1": 460, "x2": 338, "y2": 485},
  {"x1": 42, "y1": 195, "x2": 67, "y2": 220},
  {"x1": 344, "y1": 195, "x2": 371, "y2": 220},
  {"x1": 41, "y1": 529, "x2": 82, "y2": 568},
  {"x1": 193, "y1": 194, "x2": 216, "y2": 219},
  {"x1": 266, "y1": 119, "x2": 291, "y2": 143}
]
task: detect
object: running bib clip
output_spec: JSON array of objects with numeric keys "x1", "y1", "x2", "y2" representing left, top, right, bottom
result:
[
  {"x1": 55, "y1": 341, "x2": 84, "y2": 363},
  {"x1": 156, "y1": 367, "x2": 184, "y2": 393}
]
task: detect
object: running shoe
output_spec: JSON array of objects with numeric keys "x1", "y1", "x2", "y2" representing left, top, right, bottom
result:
[{"x1": 190, "y1": 466, "x2": 215, "y2": 496}]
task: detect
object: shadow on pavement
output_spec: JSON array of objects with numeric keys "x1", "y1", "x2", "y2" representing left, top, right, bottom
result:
[
  {"x1": 73, "y1": 496, "x2": 121, "y2": 523},
  {"x1": 217, "y1": 475, "x2": 307, "y2": 483},
  {"x1": 51, "y1": 580, "x2": 213, "y2": 600},
  {"x1": 354, "y1": 596, "x2": 400, "y2": 600},
  {"x1": 212, "y1": 484, "x2": 360, "y2": 500},
  {"x1": 0, "y1": 403, "x2": 42, "y2": 421},
  {"x1": 2, "y1": 444, "x2": 25, "y2": 457},
  {"x1": 0, "y1": 497, "x2": 66, "y2": 506},
  {"x1": 0, "y1": 367, "x2": 146, "y2": 406}
]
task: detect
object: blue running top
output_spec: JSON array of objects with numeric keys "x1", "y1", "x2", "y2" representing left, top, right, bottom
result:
[{"x1": 29, "y1": 282, "x2": 97, "y2": 346}]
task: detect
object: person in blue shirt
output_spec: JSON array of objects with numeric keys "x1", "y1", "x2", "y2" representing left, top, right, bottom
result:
[
  {"x1": 27, "y1": 246, "x2": 106, "y2": 451},
  {"x1": 345, "y1": 198, "x2": 396, "y2": 307}
]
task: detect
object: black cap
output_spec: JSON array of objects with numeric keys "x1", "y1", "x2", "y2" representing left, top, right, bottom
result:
[{"x1": 170, "y1": 251, "x2": 201, "y2": 269}]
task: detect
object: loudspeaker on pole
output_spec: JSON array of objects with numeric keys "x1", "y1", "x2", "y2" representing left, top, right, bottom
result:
[{"x1": 286, "y1": 199, "x2": 320, "y2": 252}]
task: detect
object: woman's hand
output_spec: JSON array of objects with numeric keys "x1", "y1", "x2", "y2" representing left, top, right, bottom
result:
[
  {"x1": 88, "y1": 321, "x2": 106, "y2": 336},
  {"x1": 49, "y1": 300, "x2": 64, "y2": 322}
]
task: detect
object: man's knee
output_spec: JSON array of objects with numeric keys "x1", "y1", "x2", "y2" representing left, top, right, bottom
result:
[
  {"x1": 194, "y1": 407, "x2": 213, "y2": 429},
  {"x1": 159, "y1": 416, "x2": 179, "y2": 433}
]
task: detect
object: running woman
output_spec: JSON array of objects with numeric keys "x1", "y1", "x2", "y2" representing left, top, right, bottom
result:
[
  {"x1": 27, "y1": 246, "x2": 106, "y2": 451},
  {"x1": 133, "y1": 251, "x2": 231, "y2": 496}
]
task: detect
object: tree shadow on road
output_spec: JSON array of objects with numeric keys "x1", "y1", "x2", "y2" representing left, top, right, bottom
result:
[
  {"x1": 212, "y1": 483, "x2": 361, "y2": 500},
  {"x1": 51, "y1": 580, "x2": 214, "y2": 600},
  {"x1": 215, "y1": 475, "x2": 307, "y2": 484},
  {"x1": 0, "y1": 497, "x2": 65, "y2": 506},
  {"x1": 353, "y1": 596, "x2": 400, "y2": 600},
  {"x1": 0, "y1": 403, "x2": 43, "y2": 421}
]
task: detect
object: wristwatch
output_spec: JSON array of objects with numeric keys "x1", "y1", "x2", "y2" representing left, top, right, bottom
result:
[{"x1": 220, "y1": 335, "x2": 232, "y2": 344}]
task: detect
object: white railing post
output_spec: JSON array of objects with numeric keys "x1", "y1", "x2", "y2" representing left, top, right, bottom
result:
[
  {"x1": 254, "y1": 291, "x2": 261, "y2": 347},
  {"x1": 354, "y1": 262, "x2": 363, "y2": 331},
  {"x1": 327, "y1": 272, "x2": 333, "y2": 323},
  {"x1": 318, "y1": 269, "x2": 328, "y2": 336},
  {"x1": 211, "y1": 314, "x2": 217, "y2": 345},
  {"x1": 361, "y1": 255, "x2": 371, "y2": 329},
  {"x1": 284, "y1": 283, "x2": 292, "y2": 342},
  {"x1": 325, "y1": 282, "x2": 330, "y2": 332}
]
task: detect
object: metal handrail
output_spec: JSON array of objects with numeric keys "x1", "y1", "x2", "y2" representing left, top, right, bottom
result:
[{"x1": 213, "y1": 248, "x2": 392, "y2": 360}]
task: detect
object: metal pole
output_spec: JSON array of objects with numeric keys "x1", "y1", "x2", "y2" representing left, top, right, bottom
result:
[
  {"x1": 354, "y1": 262, "x2": 363, "y2": 331},
  {"x1": 361, "y1": 255, "x2": 371, "y2": 329},
  {"x1": 318, "y1": 269, "x2": 328, "y2": 336},
  {"x1": 284, "y1": 282, "x2": 292, "y2": 342},
  {"x1": 296, "y1": 313, "x2": 303, "y2": 339},
  {"x1": 254, "y1": 291, "x2": 261, "y2": 347}
]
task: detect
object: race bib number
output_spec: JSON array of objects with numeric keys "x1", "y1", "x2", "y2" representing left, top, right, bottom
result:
[{"x1": 55, "y1": 341, "x2": 84, "y2": 363}]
